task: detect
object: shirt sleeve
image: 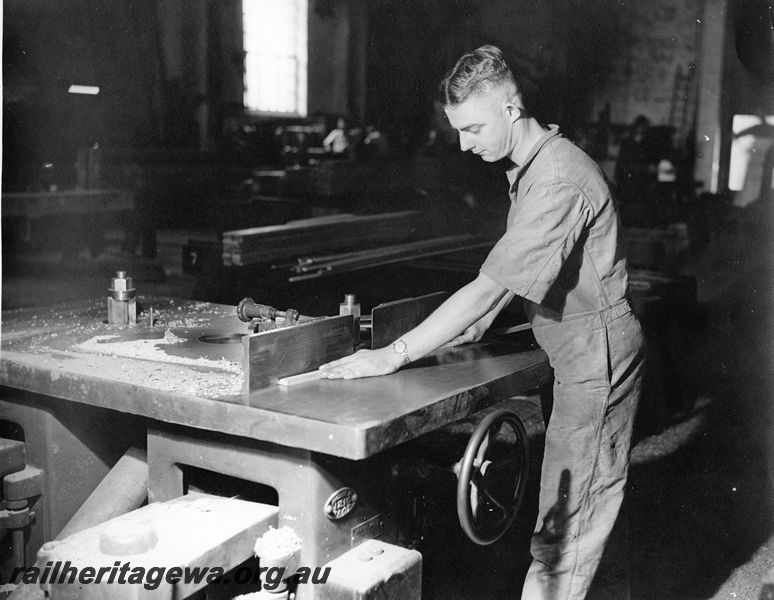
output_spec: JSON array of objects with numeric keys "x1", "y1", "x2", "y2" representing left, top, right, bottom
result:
[{"x1": 480, "y1": 181, "x2": 594, "y2": 305}]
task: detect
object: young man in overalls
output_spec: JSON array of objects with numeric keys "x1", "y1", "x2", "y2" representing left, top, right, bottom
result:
[{"x1": 320, "y1": 45, "x2": 645, "y2": 600}]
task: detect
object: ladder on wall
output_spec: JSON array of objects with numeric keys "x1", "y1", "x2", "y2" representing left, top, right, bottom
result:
[{"x1": 669, "y1": 64, "x2": 696, "y2": 134}]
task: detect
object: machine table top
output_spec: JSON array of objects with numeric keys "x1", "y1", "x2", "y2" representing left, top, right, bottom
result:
[{"x1": 1, "y1": 298, "x2": 551, "y2": 459}]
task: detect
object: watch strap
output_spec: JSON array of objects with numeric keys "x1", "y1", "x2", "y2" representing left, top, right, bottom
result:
[{"x1": 392, "y1": 338, "x2": 411, "y2": 365}]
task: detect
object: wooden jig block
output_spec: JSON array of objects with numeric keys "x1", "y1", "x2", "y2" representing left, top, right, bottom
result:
[{"x1": 242, "y1": 315, "x2": 354, "y2": 391}]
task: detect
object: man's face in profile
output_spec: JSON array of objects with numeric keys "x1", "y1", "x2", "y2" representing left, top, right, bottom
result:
[{"x1": 444, "y1": 89, "x2": 517, "y2": 163}]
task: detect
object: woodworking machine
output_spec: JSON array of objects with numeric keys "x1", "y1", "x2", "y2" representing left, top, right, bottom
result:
[{"x1": 0, "y1": 288, "x2": 551, "y2": 600}]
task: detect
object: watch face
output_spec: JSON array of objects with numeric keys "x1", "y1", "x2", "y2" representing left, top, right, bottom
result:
[{"x1": 393, "y1": 339, "x2": 407, "y2": 354}]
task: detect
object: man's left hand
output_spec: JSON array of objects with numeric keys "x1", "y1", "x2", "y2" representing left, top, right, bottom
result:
[{"x1": 319, "y1": 347, "x2": 402, "y2": 379}]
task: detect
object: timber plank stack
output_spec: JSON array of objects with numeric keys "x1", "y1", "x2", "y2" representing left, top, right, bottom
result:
[{"x1": 222, "y1": 211, "x2": 426, "y2": 267}]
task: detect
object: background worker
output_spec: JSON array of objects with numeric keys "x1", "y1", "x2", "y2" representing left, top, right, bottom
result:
[
  {"x1": 615, "y1": 114, "x2": 656, "y2": 204},
  {"x1": 320, "y1": 44, "x2": 645, "y2": 599},
  {"x1": 322, "y1": 116, "x2": 351, "y2": 157}
]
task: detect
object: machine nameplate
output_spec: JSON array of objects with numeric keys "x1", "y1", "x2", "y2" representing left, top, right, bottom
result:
[
  {"x1": 351, "y1": 513, "x2": 385, "y2": 546},
  {"x1": 324, "y1": 487, "x2": 358, "y2": 520}
]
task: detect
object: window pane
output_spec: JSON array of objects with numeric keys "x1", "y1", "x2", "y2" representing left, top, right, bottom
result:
[
  {"x1": 244, "y1": 55, "x2": 298, "y2": 114},
  {"x1": 243, "y1": 0, "x2": 307, "y2": 115}
]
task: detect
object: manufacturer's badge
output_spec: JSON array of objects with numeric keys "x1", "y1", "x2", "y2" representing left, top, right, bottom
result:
[{"x1": 324, "y1": 487, "x2": 358, "y2": 520}]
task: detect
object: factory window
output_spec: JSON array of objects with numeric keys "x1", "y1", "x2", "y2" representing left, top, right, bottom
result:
[
  {"x1": 728, "y1": 114, "x2": 774, "y2": 207},
  {"x1": 243, "y1": 0, "x2": 308, "y2": 116}
]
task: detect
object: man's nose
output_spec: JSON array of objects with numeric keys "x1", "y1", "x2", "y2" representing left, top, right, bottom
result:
[{"x1": 459, "y1": 131, "x2": 474, "y2": 152}]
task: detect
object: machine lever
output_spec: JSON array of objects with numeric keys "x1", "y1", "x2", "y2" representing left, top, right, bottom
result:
[{"x1": 237, "y1": 298, "x2": 299, "y2": 324}]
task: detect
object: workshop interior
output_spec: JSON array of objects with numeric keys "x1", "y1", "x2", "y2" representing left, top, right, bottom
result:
[{"x1": 2, "y1": 1, "x2": 774, "y2": 599}]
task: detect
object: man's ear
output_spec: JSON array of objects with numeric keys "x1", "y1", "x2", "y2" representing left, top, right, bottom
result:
[{"x1": 505, "y1": 103, "x2": 523, "y2": 123}]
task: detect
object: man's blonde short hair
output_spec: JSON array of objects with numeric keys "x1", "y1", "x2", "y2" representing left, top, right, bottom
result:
[{"x1": 438, "y1": 45, "x2": 518, "y2": 108}]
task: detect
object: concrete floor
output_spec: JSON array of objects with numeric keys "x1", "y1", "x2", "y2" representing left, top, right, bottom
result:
[{"x1": 1, "y1": 202, "x2": 773, "y2": 599}]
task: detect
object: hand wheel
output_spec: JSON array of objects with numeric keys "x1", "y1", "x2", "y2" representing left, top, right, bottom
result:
[{"x1": 456, "y1": 408, "x2": 529, "y2": 545}]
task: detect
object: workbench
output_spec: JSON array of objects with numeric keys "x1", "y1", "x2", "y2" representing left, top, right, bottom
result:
[
  {"x1": 1, "y1": 190, "x2": 134, "y2": 219},
  {"x1": 1, "y1": 189, "x2": 135, "y2": 260},
  {"x1": 0, "y1": 297, "x2": 551, "y2": 598}
]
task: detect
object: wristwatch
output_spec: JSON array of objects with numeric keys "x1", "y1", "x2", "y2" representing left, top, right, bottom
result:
[{"x1": 391, "y1": 338, "x2": 411, "y2": 366}]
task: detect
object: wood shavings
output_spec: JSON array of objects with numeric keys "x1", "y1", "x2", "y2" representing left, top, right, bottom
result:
[
  {"x1": 631, "y1": 397, "x2": 711, "y2": 465},
  {"x1": 3, "y1": 298, "x2": 247, "y2": 399},
  {"x1": 73, "y1": 334, "x2": 240, "y2": 373},
  {"x1": 70, "y1": 334, "x2": 245, "y2": 396},
  {"x1": 163, "y1": 329, "x2": 185, "y2": 344},
  {"x1": 253, "y1": 527, "x2": 302, "y2": 560},
  {"x1": 6, "y1": 346, "x2": 245, "y2": 399}
]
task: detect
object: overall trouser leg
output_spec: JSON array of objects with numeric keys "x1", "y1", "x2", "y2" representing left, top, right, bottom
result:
[{"x1": 521, "y1": 310, "x2": 643, "y2": 600}]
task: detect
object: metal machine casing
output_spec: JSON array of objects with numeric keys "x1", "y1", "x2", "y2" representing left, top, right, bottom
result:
[{"x1": 0, "y1": 297, "x2": 551, "y2": 599}]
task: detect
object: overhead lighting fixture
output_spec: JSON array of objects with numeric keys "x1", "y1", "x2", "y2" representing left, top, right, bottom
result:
[{"x1": 67, "y1": 84, "x2": 100, "y2": 95}]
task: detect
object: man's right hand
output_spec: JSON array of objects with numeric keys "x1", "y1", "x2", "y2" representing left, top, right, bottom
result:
[
  {"x1": 448, "y1": 287, "x2": 515, "y2": 347},
  {"x1": 449, "y1": 319, "x2": 491, "y2": 346}
]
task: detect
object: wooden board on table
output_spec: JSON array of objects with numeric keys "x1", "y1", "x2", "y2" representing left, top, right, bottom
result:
[
  {"x1": 371, "y1": 291, "x2": 449, "y2": 350},
  {"x1": 242, "y1": 315, "x2": 355, "y2": 391}
]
